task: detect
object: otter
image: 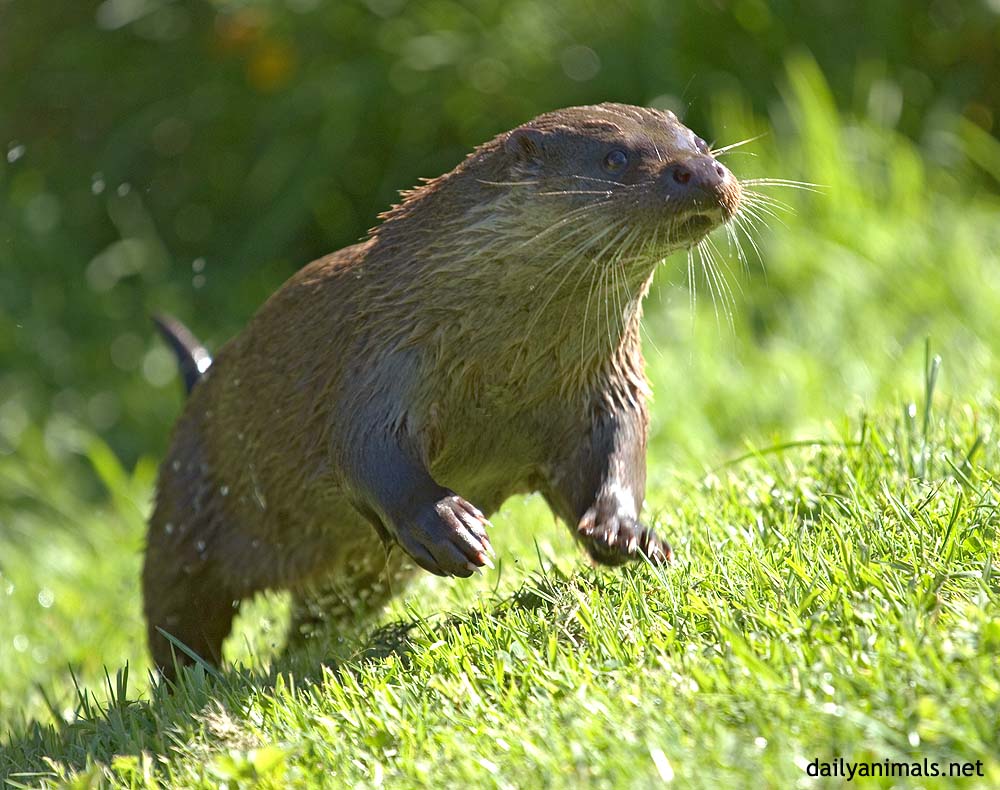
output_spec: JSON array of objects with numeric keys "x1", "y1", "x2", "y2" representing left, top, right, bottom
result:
[{"x1": 144, "y1": 103, "x2": 742, "y2": 677}]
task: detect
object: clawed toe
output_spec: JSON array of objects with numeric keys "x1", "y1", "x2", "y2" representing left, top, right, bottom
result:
[
  {"x1": 398, "y1": 494, "x2": 495, "y2": 576},
  {"x1": 577, "y1": 507, "x2": 672, "y2": 566}
]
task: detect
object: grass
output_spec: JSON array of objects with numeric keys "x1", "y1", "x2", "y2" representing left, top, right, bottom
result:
[{"x1": 2, "y1": 59, "x2": 1000, "y2": 787}]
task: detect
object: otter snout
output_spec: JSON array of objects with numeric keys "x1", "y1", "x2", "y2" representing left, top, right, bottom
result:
[{"x1": 661, "y1": 156, "x2": 741, "y2": 220}]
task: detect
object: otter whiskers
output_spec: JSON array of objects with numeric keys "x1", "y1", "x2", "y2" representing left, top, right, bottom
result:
[
  {"x1": 681, "y1": 171, "x2": 822, "y2": 331},
  {"x1": 710, "y1": 134, "x2": 767, "y2": 157}
]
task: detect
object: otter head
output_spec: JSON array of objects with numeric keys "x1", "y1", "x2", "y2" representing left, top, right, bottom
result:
[{"x1": 500, "y1": 103, "x2": 742, "y2": 258}]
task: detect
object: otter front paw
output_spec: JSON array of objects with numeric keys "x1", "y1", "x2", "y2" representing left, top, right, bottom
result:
[
  {"x1": 578, "y1": 505, "x2": 672, "y2": 566},
  {"x1": 396, "y1": 495, "x2": 495, "y2": 577}
]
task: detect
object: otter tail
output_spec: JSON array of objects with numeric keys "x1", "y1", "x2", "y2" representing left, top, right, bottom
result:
[{"x1": 152, "y1": 314, "x2": 212, "y2": 395}]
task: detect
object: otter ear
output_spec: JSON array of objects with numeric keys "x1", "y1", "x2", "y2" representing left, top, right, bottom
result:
[{"x1": 504, "y1": 127, "x2": 545, "y2": 167}]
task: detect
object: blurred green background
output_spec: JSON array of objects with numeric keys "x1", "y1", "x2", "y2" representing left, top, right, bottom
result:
[{"x1": 2, "y1": 0, "x2": 998, "y2": 476}]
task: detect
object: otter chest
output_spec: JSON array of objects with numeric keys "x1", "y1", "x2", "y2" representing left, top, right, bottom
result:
[{"x1": 420, "y1": 390, "x2": 571, "y2": 507}]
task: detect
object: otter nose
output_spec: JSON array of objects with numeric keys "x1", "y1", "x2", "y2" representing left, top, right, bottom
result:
[
  {"x1": 666, "y1": 158, "x2": 727, "y2": 191},
  {"x1": 661, "y1": 156, "x2": 738, "y2": 216}
]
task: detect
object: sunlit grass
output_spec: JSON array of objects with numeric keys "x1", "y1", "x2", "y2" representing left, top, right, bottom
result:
[{"x1": 2, "y1": 60, "x2": 1000, "y2": 787}]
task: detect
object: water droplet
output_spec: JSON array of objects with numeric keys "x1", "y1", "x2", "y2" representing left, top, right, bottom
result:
[
  {"x1": 37, "y1": 588, "x2": 55, "y2": 608},
  {"x1": 91, "y1": 173, "x2": 106, "y2": 195},
  {"x1": 193, "y1": 274, "x2": 206, "y2": 289},
  {"x1": 6, "y1": 143, "x2": 25, "y2": 163},
  {"x1": 192, "y1": 257, "x2": 206, "y2": 273},
  {"x1": 13, "y1": 634, "x2": 29, "y2": 652},
  {"x1": 172, "y1": 460, "x2": 181, "y2": 472},
  {"x1": 251, "y1": 539, "x2": 260, "y2": 548},
  {"x1": 117, "y1": 183, "x2": 131, "y2": 196},
  {"x1": 237, "y1": 432, "x2": 245, "y2": 441},
  {"x1": 220, "y1": 485, "x2": 229, "y2": 496},
  {"x1": 196, "y1": 539, "x2": 207, "y2": 553},
  {"x1": 164, "y1": 522, "x2": 175, "y2": 535}
]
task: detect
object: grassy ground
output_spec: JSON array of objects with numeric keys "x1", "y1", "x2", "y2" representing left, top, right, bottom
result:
[{"x1": 2, "y1": 61, "x2": 1000, "y2": 787}]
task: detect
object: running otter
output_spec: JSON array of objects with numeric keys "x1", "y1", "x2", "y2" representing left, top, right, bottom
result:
[{"x1": 144, "y1": 103, "x2": 742, "y2": 677}]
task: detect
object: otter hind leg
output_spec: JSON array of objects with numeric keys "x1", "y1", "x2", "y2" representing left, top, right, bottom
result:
[
  {"x1": 143, "y1": 490, "x2": 255, "y2": 680},
  {"x1": 286, "y1": 551, "x2": 417, "y2": 649},
  {"x1": 143, "y1": 523, "x2": 244, "y2": 680}
]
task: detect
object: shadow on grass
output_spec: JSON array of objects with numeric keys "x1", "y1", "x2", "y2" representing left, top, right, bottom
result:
[{"x1": 0, "y1": 570, "x2": 582, "y2": 786}]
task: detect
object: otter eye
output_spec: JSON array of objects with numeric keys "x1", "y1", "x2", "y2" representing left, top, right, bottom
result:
[{"x1": 602, "y1": 149, "x2": 628, "y2": 172}]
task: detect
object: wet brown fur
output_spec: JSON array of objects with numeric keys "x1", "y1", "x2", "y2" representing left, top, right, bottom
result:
[{"x1": 143, "y1": 103, "x2": 742, "y2": 676}]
